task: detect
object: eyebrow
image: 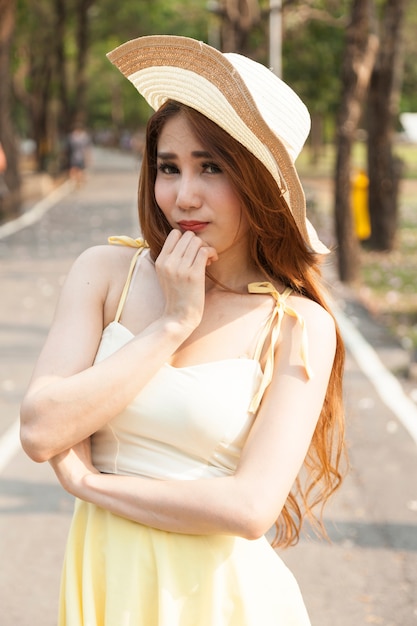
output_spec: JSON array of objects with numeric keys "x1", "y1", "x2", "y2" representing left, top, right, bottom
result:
[{"x1": 157, "y1": 150, "x2": 214, "y2": 159}]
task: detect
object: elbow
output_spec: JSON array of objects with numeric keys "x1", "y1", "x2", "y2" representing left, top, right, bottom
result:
[
  {"x1": 20, "y1": 401, "x2": 54, "y2": 463},
  {"x1": 236, "y1": 500, "x2": 279, "y2": 541},
  {"x1": 227, "y1": 475, "x2": 282, "y2": 540},
  {"x1": 20, "y1": 423, "x2": 51, "y2": 463},
  {"x1": 240, "y1": 516, "x2": 272, "y2": 541}
]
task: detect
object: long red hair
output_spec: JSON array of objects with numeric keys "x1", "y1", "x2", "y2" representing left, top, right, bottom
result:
[{"x1": 138, "y1": 101, "x2": 346, "y2": 547}]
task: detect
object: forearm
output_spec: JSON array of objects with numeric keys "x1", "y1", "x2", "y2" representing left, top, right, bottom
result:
[
  {"x1": 78, "y1": 472, "x2": 267, "y2": 540},
  {"x1": 21, "y1": 318, "x2": 188, "y2": 462}
]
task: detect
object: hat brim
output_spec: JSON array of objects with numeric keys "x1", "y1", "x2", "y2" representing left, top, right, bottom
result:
[{"x1": 107, "y1": 35, "x2": 329, "y2": 254}]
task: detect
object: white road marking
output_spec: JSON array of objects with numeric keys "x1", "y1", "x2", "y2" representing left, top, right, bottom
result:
[
  {"x1": 0, "y1": 179, "x2": 74, "y2": 240},
  {"x1": 0, "y1": 180, "x2": 75, "y2": 472},
  {"x1": 0, "y1": 419, "x2": 20, "y2": 473},
  {"x1": 335, "y1": 307, "x2": 417, "y2": 446}
]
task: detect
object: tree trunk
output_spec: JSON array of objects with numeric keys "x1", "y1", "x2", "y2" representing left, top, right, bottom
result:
[
  {"x1": 220, "y1": 0, "x2": 261, "y2": 53},
  {"x1": 28, "y1": 45, "x2": 53, "y2": 172},
  {"x1": 367, "y1": 0, "x2": 407, "y2": 251},
  {"x1": 334, "y1": 0, "x2": 378, "y2": 282},
  {"x1": 72, "y1": 0, "x2": 95, "y2": 125},
  {"x1": 54, "y1": 0, "x2": 70, "y2": 136},
  {"x1": 0, "y1": 0, "x2": 21, "y2": 221}
]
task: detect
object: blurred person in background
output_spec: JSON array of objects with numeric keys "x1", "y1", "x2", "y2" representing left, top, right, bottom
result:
[{"x1": 67, "y1": 123, "x2": 91, "y2": 185}]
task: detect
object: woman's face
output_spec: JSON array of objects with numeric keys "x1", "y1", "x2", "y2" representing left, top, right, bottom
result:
[{"x1": 154, "y1": 113, "x2": 249, "y2": 255}]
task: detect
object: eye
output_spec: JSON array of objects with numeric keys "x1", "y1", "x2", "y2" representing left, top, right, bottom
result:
[
  {"x1": 203, "y1": 162, "x2": 222, "y2": 174},
  {"x1": 157, "y1": 162, "x2": 179, "y2": 175}
]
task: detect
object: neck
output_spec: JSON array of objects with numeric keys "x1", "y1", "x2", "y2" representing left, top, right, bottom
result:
[{"x1": 204, "y1": 238, "x2": 264, "y2": 294}]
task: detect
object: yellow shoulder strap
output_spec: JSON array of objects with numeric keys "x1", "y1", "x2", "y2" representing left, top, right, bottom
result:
[
  {"x1": 247, "y1": 282, "x2": 312, "y2": 413},
  {"x1": 108, "y1": 236, "x2": 149, "y2": 323}
]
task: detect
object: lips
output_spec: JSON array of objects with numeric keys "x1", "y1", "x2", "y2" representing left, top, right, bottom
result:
[{"x1": 178, "y1": 221, "x2": 209, "y2": 233}]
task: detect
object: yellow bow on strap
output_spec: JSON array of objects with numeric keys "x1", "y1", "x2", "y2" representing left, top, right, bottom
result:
[
  {"x1": 247, "y1": 282, "x2": 313, "y2": 413},
  {"x1": 108, "y1": 235, "x2": 149, "y2": 249}
]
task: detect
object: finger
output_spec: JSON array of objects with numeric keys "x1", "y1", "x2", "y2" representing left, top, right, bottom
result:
[
  {"x1": 158, "y1": 230, "x2": 199, "y2": 265},
  {"x1": 177, "y1": 244, "x2": 218, "y2": 279},
  {"x1": 202, "y1": 246, "x2": 218, "y2": 265},
  {"x1": 160, "y1": 229, "x2": 182, "y2": 255},
  {"x1": 191, "y1": 243, "x2": 218, "y2": 266},
  {"x1": 157, "y1": 231, "x2": 217, "y2": 275},
  {"x1": 177, "y1": 233, "x2": 208, "y2": 266},
  {"x1": 175, "y1": 231, "x2": 218, "y2": 260},
  {"x1": 158, "y1": 231, "x2": 198, "y2": 267}
]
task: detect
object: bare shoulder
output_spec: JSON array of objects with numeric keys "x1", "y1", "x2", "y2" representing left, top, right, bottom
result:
[
  {"x1": 285, "y1": 291, "x2": 337, "y2": 365},
  {"x1": 57, "y1": 244, "x2": 141, "y2": 314},
  {"x1": 288, "y1": 291, "x2": 335, "y2": 335},
  {"x1": 70, "y1": 244, "x2": 146, "y2": 320},
  {"x1": 71, "y1": 243, "x2": 137, "y2": 275},
  {"x1": 268, "y1": 290, "x2": 338, "y2": 385},
  {"x1": 65, "y1": 244, "x2": 141, "y2": 292}
]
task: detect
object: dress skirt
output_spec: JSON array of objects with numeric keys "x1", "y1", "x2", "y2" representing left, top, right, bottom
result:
[{"x1": 59, "y1": 499, "x2": 311, "y2": 626}]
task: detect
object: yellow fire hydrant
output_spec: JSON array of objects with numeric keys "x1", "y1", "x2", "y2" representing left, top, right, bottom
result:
[{"x1": 351, "y1": 169, "x2": 371, "y2": 240}]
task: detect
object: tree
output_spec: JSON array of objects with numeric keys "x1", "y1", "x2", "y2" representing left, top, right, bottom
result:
[
  {"x1": 86, "y1": 0, "x2": 216, "y2": 131},
  {"x1": 400, "y1": 1, "x2": 417, "y2": 112},
  {"x1": 11, "y1": 0, "x2": 211, "y2": 162},
  {"x1": 367, "y1": 0, "x2": 408, "y2": 251},
  {"x1": 12, "y1": 0, "x2": 96, "y2": 173},
  {"x1": 0, "y1": 0, "x2": 21, "y2": 220},
  {"x1": 283, "y1": 4, "x2": 349, "y2": 160},
  {"x1": 333, "y1": 0, "x2": 379, "y2": 282},
  {"x1": 54, "y1": 0, "x2": 70, "y2": 138},
  {"x1": 217, "y1": 0, "x2": 262, "y2": 53},
  {"x1": 73, "y1": 0, "x2": 96, "y2": 125}
]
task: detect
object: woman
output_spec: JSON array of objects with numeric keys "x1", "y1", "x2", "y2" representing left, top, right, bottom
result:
[{"x1": 20, "y1": 35, "x2": 345, "y2": 625}]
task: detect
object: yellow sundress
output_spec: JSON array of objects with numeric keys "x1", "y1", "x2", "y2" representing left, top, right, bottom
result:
[{"x1": 58, "y1": 239, "x2": 312, "y2": 626}]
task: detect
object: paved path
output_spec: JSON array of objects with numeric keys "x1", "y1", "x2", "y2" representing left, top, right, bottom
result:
[{"x1": 0, "y1": 148, "x2": 416, "y2": 625}]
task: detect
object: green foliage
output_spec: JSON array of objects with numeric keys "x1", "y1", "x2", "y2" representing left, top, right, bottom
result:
[
  {"x1": 12, "y1": 0, "x2": 211, "y2": 138},
  {"x1": 9, "y1": 0, "x2": 417, "y2": 145},
  {"x1": 283, "y1": 18, "x2": 346, "y2": 118},
  {"x1": 283, "y1": 1, "x2": 351, "y2": 116},
  {"x1": 86, "y1": 0, "x2": 211, "y2": 129},
  {"x1": 400, "y1": 1, "x2": 417, "y2": 113}
]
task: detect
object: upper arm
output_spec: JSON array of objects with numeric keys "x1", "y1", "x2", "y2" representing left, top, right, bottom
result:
[
  {"x1": 26, "y1": 245, "x2": 123, "y2": 390},
  {"x1": 235, "y1": 299, "x2": 337, "y2": 528}
]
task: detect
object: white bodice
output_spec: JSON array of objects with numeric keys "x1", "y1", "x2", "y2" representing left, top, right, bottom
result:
[
  {"x1": 91, "y1": 241, "x2": 310, "y2": 481},
  {"x1": 91, "y1": 321, "x2": 263, "y2": 480}
]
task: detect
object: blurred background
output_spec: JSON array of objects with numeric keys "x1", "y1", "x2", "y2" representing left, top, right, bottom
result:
[
  {"x1": 0, "y1": 0, "x2": 416, "y2": 371},
  {"x1": 0, "y1": 3, "x2": 416, "y2": 623}
]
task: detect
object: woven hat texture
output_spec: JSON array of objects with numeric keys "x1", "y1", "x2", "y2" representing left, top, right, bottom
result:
[{"x1": 107, "y1": 35, "x2": 328, "y2": 254}]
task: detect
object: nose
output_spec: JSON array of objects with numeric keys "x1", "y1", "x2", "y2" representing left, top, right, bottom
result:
[{"x1": 176, "y1": 173, "x2": 202, "y2": 211}]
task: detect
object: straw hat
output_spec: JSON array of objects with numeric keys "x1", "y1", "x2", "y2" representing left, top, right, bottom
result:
[{"x1": 107, "y1": 35, "x2": 329, "y2": 254}]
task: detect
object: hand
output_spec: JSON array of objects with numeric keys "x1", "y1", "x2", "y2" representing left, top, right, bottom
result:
[
  {"x1": 49, "y1": 438, "x2": 99, "y2": 497},
  {"x1": 155, "y1": 230, "x2": 218, "y2": 332}
]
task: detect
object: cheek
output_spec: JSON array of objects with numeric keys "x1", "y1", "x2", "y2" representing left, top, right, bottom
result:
[
  {"x1": 230, "y1": 203, "x2": 250, "y2": 238},
  {"x1": 154, "y1": 180, "x2": 173, "y2": 216},
  {"x1": 222, "y1": 190, "x2": 246, "y2": 226}
]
